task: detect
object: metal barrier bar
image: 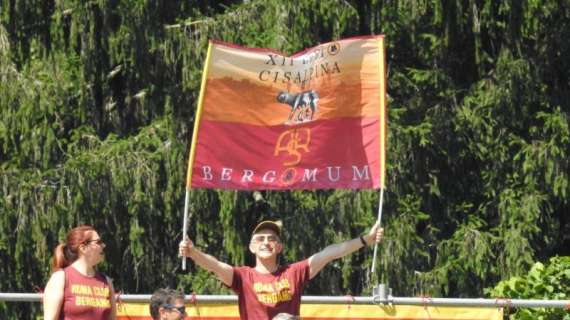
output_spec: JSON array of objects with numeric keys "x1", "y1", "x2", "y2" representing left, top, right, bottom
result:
[
  {"x1": 387, "y1": 297, "x2": 569, "y2": 308},
  {"x1": 1, "y1": 293, "x2": 569, "y2": 308}
]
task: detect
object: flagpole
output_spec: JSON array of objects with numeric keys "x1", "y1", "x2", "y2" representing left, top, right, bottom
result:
[
  {"x1": 370, "y1": 188, "x2": 384, "y2": 273},
  {"x1": 181, "y1": 41, "x2": 213, "y2": 270},
  {"x1": 182, "y1": 189, "x2": 190, "y2": 270},
  {"x1": 371, "y1": 35, "x2": 386, "y2": 279}
]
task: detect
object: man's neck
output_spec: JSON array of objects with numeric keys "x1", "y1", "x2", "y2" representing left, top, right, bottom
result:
[{"x1": 254, "y1": 258, "x2": 279, "y2": 274}]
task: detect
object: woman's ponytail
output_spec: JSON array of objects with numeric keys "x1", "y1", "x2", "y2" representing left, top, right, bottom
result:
[{"x1": 51, "y1": 243, "x2": 69, "y2": 272}]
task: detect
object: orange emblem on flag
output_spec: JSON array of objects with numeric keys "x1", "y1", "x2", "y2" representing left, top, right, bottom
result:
[{"x1": 274, "y1": 128, "x2": 311, "y2": 166}]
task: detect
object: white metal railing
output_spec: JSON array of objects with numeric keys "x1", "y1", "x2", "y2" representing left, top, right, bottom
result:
[{"x1": 1, "y1": 293, "x2": 569, "y2": 309}]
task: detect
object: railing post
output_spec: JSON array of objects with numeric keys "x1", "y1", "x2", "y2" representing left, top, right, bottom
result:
[{"x1": 373, "y1": 283, "x2": 391, "y2": 304}]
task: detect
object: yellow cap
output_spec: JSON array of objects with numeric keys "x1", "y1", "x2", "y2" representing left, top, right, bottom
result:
[{"x1": 252, "y1": 220, "x2": 282, "y2": 237}]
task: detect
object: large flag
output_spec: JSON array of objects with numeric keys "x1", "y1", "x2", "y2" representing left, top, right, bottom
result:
[
  {"x1": 187, "y1": 36, "x2": 387, "y2": 190},
  {"x1": 117, "y1": 302, "x2": 503, "y2": 319}
]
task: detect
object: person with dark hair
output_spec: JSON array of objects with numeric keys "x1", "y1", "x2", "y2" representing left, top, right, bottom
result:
[
  {"x1": 149, "y1": 288, "x2": 186, "y2": 320},
  {"x1": 179, "y1": 220, "x2": 383, "y2": 319},
  {"x1": 273, "y1": 312, "x2": 300, "y2": 320},
  {"x1": 43, "y1": 225, "x2": 117, "y2": 320}
]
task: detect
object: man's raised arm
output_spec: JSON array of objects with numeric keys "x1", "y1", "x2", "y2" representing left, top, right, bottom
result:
[
  {"x1": 179, "y1": 239, "x2": 234, "y2": 286},
  {"x1": 307, "y1": 221, "x2": 383, "y2": 279}
]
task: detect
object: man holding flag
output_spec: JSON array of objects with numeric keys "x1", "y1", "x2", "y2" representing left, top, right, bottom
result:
[
  {"x1": 179, "y1": 36, "x2": 387, "y2": 319},
  {"x1": 179, "y1": 219, "x2": 383, "y2": 319}
]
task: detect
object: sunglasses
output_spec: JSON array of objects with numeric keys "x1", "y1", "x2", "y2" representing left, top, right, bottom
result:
[
  {"x1": 251, "y1": 235, "x2": 280, "y2": 243},
  {"x1": 86, "y1": 239, "x2": 104, "y2": 246},
  {"x1": 164, "y1": 304, "x2": 186, "y2": 314}
]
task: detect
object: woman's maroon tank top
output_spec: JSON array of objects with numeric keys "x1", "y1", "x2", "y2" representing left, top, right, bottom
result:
[{"x1": 60, "y1": 266, "x2": 112, "y2": 320}]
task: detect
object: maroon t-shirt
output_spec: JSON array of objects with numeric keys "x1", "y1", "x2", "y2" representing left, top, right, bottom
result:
[
  {"x1": 231, "y1": 260, "x2": 310, "y2": 320},
  {"x1": 60, "y1": 266, "x2": 112, "y2": 320}
]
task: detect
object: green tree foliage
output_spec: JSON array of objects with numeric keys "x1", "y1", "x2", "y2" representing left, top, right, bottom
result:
[
  {"x1": 487, "y1": 256, "x2": 570, "y2": 320},
  {"x1": 1, "y1": 0, "x2": 569, "y2": 318}
]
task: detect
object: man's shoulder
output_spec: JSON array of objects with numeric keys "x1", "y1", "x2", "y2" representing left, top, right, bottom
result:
[
  {"x1": 233, "y1": 265, "x2": 248, "y2": 270},
  {"x1": 284, "y1": 259, "x2": 309, "y2": 271},
  {"x1": 233, "y1": 265, "x2": 254, "y2": 274}
]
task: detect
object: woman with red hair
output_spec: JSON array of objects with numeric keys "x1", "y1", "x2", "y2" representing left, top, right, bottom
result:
[{"x1": 43, "y1": 225, "x2": 117, "y2": 320}]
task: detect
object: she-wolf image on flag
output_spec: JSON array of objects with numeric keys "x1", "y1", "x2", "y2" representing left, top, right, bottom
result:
[{"x1": 187, "y1": 35, "x2": 387, "y2": 190}]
